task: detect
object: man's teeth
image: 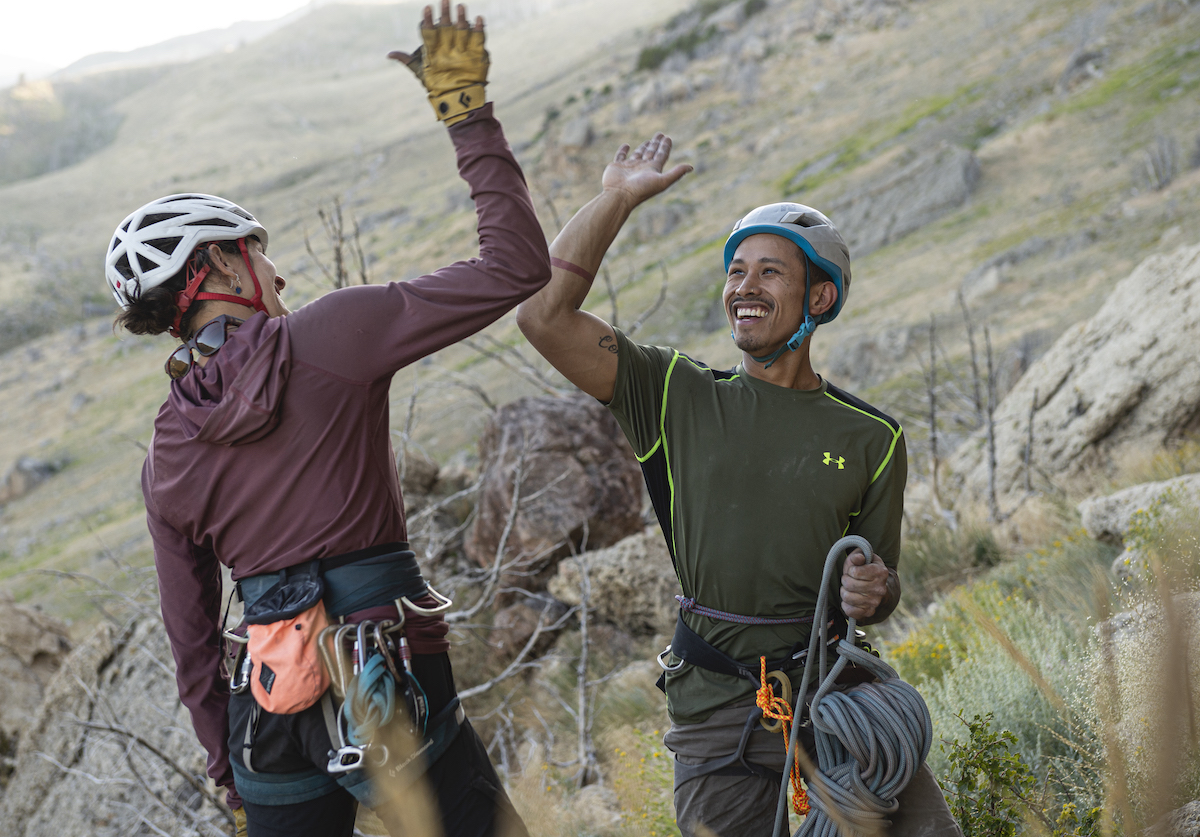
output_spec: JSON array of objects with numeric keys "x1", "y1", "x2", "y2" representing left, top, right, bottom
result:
[{"x1": 737, "y1": 308, "x2": 767, "y2": 319}]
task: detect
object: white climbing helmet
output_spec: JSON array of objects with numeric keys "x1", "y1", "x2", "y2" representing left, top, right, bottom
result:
[{"x1": 104, "y1": 193, "x2": 268, "y2": 309}]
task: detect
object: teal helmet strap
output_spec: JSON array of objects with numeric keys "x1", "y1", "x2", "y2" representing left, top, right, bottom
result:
[{"x1": 746, "y1": 252, "x2": 818, "y2": 369}]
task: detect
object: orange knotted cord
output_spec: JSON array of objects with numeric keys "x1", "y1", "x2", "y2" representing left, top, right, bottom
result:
[{"x1": 755, "y1": 655, "x2": 810, "y2": 816}]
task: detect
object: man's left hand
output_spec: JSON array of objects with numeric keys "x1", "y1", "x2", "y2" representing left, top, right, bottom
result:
[{"x1": 840, "y1": 548, "x2": 889, "y2": 620}]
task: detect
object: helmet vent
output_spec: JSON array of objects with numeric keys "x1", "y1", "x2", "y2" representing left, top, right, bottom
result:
[
  {"x1": 115, "y1": 253, "x2": 134, "y2": 280},
  {"x1": 185, "y1": 218, "x2": 237, "y2": 228},
  {"x1": 145, "y1": 237, "x2": 183, "y2": 256},
  {"x1": 137, "y1": 212, "x2": 185, "y2": 230},
  {"x1": 781, "y1": 211, "x2": 823, "y2": 228},
  {"x1": 136, "y1": 254, "x2": 159, "y2": 273}
]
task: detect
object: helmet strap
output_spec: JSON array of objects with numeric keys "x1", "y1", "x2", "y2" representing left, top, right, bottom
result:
[
  {"x1": 746, "y1": 252, "x2": 817, "y2": 369},
  {"x1": 170, "y1": 238, "x2": 268, "y2": 337}
]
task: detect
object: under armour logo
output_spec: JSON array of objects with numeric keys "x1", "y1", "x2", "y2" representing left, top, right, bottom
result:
[{"x1": 823, "y1": 452, "x2": 845, "y2": 469}]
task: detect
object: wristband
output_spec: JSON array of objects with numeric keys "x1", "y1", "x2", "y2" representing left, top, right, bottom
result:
[
  {"x1": 429, "y1": 84, "x2": 487, "y2": 126},
  {"x1": 551, "y1": 258, "x2": 595, "y2": 283}
]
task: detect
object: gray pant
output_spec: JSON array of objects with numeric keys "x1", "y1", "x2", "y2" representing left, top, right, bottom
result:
[{"x1": 666, "y1": 701, "x2": 963, "y2": 837}]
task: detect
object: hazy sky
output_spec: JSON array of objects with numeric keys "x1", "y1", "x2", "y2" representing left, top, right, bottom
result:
[{"x1": 1, "y1": 0, "x2": 314, "y2": 70}]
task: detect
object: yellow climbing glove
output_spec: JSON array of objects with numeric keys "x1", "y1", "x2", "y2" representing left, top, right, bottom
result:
[
  {"x1": 394, "y1": 1, "x2": 489, "y2": 126},
  {"x1": 233, "y1": 806, "x2": 248, "y2": 837}
]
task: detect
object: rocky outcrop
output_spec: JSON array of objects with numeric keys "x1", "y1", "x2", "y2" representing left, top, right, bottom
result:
[
  {"x1": 464, "y1": 396, "x2": 643, "y2": 596},
  {"x1": 1146, "y1": 801, "x2": 1200, "y2": 837},
  {"x1": 491, "y1": 594, "x2": 570, "y2": 659},
  {"x1": 0, "y1": 616, "x2": 230, "y2": 836},
  {"x1": 1078, "y1": 473, "x2": 1200, "y2": 578},
  {"x1": 1079, "y1": 474, "x2": 1200, "y2": 544},
  {"x1": 0, "y1": 457, "x2": 65, "y2": 505},
  {"x1": 548, "y1": 528, "x2": 678, "y2": 636},
  {"x1": 0, "y1": 593, "x2": 71, "y2": 767},
  {"x1": 949, "y1": 243, "x2": 1200, "y2": 504},
  {"x1": 827, "y1": 143, "x2": 980, "y2": 257}
]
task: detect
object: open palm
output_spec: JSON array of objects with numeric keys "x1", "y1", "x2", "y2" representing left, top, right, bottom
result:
[{"x1": 601, "y1": 133, "x2": 693, "y2": 207}]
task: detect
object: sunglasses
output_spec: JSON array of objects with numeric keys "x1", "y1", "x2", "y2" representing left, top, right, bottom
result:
[{"x1": 165, "y1": 315, "x2": 244, "y2": 379}]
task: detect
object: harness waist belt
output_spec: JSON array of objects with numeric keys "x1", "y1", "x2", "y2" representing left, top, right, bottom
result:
[
  {"x1": 669, "y1": 612, "x2": 812, "y2": 686},
  {"x1": 239, "y1": 542, "x2": 428, "y2": 618}
]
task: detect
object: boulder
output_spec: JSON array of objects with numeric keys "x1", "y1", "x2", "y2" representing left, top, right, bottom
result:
[
  {"x1": 0, "y1": 594, "x2": 71, "y2": 771},
  {"x1": 631, "y1": 74, "x2": 691, "y2": 114},
  {"x1": 558, "y1": 116, "x2": 594, "y2": 151},
  {"x1": 0, "y1": 615, "x2": 229, "y2": 836},
  {"x1": 549, "y1": 528, "x2": 678, "y2": 636},
  {"x1": 0, "y1": 457, "x2": 64, "y2": 505},
  {"x1": 1146, "y1": 801, "x2": 1200, "y2": 837},
  {"x1": 464, "y1": 396, "x2": 643, "y2": 596},
  {"x1": 1079, "y1": 473, "x2": 1200, "y2": 544},
  {"x1": 948, "y1": 244, "x2": 1200, "y2": 505},
  {"x1": 491, "y1": 594, "x2": 569, "y2": 659},
  {"x1": 827, "y1": 143, "x2": 980, "y2": 257}
]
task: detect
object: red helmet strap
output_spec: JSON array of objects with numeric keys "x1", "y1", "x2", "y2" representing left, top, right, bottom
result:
[{"x1": 169, "y1": 238, "x2": 269, "y2": 337}]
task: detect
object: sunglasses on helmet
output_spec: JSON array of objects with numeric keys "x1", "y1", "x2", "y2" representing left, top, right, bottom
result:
[{"x1": 165, "y1": 315, "x2": 244, "y2": 379}]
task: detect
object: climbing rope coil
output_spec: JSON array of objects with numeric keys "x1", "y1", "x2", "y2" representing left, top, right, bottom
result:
[{"x1": 769, "y1": 535, "x2": 933, "y2": 837}]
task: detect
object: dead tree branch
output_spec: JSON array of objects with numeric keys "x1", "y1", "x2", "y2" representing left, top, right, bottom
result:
[
  {"x1": 462, "y1": 336, "x2": 570, "y2": 398},
  {"x1": 627, "y1": 262, "x2": 670, "y2": 337}
]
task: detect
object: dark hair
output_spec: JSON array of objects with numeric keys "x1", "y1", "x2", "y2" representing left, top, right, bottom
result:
[{"x1": 114, "y1": 240, "x2": 241, "y2": 338}]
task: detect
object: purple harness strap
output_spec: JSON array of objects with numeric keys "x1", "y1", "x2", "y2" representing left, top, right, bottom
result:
[{"x1": 675, "y1": 596, "x2": 816, "y2": 626}]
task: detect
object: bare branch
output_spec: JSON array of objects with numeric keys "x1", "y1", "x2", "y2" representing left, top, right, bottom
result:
[
  {"x1": 627, "y1": 262, "x2": 670, "y2": 337},
  {"x1": 457, "y1": 606, "x2": 576, "y2": 700},
  {"x1": 446, "y1": 447, "x2": 528, "y2": 622},
  {"x1": 462, "y1": 337, "x2": 570, "y2": 399},
  {"x1": 601, "y1": 265, "x2": 620, "y2": 328},
  {"x1": 78, "y1": 720, "x2": 235, "y2": 826}
]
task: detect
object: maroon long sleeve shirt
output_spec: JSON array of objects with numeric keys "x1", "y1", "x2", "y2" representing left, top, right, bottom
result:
[{"x1": 141, "y1": 104, "x2": 550, "y2": 798}]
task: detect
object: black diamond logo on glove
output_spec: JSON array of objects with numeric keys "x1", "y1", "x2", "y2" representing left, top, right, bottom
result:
[{"x1": 459, "y1": 91, "x2": 471, "y2": 107}]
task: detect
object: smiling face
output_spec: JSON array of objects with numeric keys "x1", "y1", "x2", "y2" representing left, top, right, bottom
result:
[{"x1": 724, "y1": 233, "x2": 832, "y2": 356}]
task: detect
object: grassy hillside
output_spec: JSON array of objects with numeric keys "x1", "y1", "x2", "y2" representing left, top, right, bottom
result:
[{"x1": 0, "y1": 0, "x2": 1196, "y2": 623}]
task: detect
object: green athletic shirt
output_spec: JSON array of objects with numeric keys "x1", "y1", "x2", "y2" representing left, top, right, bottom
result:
[{"x1": 605, "y1": 328, "x2": 907, "y2": 724}]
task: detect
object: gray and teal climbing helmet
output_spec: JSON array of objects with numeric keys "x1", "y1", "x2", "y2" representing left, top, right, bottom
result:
[{"x1": 723, "y1": 202, "x2": 852, "y2": 365}]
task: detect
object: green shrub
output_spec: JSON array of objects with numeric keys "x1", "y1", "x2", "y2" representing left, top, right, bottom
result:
[
  {"x1": 943, "y1": 713, "x2": 1102, "y2": 837},
  {"x1": 899, "y1": 522, "x2": 1004, "y2": 602}
]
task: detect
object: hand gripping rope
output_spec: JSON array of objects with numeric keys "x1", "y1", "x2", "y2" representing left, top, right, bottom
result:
[{"x1": 771, "y1": 535, "x2": 933, "y2": 837}]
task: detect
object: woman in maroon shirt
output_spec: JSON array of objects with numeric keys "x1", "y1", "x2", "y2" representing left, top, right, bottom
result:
[{"x1": 104, "y1": 4, "x2": 548, "y2": 835}]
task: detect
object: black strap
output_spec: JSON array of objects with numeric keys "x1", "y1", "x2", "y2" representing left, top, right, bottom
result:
[
  {"x1": 669, "y1": 612, "x2": 810, "y2": 687},
  {"x1": 319, "y1": 541, "x2": 410, "y2": 573}
]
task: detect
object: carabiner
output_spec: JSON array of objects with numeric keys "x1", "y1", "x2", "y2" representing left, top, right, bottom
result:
[
  {"x1": 759, "y1": 670, "x2": 793, "y2": 733},
  {"x1": 657, "y1": 645, "x2": 686, "y2": 673}
]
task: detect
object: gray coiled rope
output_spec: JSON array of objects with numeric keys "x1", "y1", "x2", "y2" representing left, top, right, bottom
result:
[{"x1": 771, "y1": 535, "x2": 933, "y2": 837}]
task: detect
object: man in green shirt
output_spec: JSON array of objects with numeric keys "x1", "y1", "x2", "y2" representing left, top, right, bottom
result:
[{"x1": 517, "y1": 135, "x2": 959, "y2": 836}]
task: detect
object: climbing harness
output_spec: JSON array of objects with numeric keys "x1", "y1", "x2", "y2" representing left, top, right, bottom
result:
[
  {"x1": 770, "y1": 535, "x2": 932, "y2": 837},
  {"x1": 656, "y1": 536, "x2": 931, "y2": 836},
  {"x1": 656, "y1": 598, "x2": 841, "y2": 792},
  {"x1": 225, "y1": 542, "x2": 464, "y2": 804}
]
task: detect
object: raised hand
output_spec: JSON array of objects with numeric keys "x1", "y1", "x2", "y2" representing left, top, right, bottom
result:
[
  {"x1": 602, "y1": 133, "x2": 693, "y2": 209},
  {"x1": 387, "y1": 0, "x2": 489, "y2": 125}
]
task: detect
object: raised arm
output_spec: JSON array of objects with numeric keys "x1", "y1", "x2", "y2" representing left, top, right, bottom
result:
[{"x1": 516, "y1": 134, "x2": 691, "y2": 402}]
